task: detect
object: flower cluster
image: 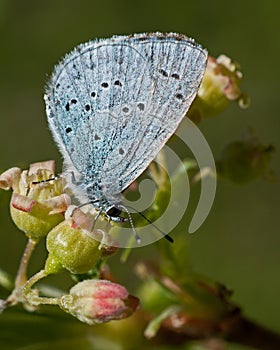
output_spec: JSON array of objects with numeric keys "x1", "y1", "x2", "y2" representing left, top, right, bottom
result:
[
  {"x1": 0, "y1": 50, "x2": 276, "y2": 340},
  {"x1": 0, "y1": 161, "x2": 137, "y2": 324},
  {"x1": 0, "y1": 161, "x2": 69, "y2": 240}
]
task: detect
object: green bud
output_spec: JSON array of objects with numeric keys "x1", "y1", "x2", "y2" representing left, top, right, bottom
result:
[
  {"x1": 10, "y1": 195, "x2": 66, "y2": 240},
  {"x1": 46, "y1": 213, "x2": 102, "y2": 275},
  {"x1": 217, "y1": 135, "x2": 275, "y2": 183}
]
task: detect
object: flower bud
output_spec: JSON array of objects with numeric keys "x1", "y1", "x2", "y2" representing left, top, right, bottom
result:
[
  {"x1": 45, "y1": 207, "x2": 103, "y2": 275},
  {"x1": 59, "y1": 279, "x2": 139, "y2": 325},
  {"x1": 188, "y1": 55, "x2": 249, "y2": 122},
  {"x1": 0, "y1": 161, "x2": 70, "y2": 240}
]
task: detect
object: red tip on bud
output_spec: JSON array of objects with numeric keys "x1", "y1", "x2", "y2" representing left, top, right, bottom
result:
[{"x1": 59, "y1": 279, "x2": 139, "y2": 324}]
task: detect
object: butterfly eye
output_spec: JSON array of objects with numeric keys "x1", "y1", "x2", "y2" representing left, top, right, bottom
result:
[{"x1": 106, "y1": 207, "x2": 122, "y2": 218}]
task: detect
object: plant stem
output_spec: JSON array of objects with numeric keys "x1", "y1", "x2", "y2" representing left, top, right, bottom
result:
[
  {"x1": 153, "y1": 314, "x2": 280, "y2": 350},
  {"x1": 22, "y1": 269, "x2": 48, "y2": 290},
  {"x1": 15, "y1": 238, "x2": 38, "y2": 288},
  {"x1": 22, "y1": 269, "x2": 60, "y2": 306},
  {"x1": 226, "y1": 316, "x2": 280, "y2": 350},
  {"x1": 1, "y1": 266, "x2": 47, "y2": 310},
  {"x1": 3, "y1": 239, "x2": 39, "y2": 309}
]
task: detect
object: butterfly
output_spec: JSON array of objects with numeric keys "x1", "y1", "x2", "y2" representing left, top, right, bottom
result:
[{"x1": 44, "y1": 32, "x2": 207, "y2": 240}]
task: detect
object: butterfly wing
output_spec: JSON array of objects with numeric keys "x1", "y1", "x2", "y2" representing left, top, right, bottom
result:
[
  {"x1": 45, "y1": 33, "x2": 207, "y2": 202},
  {"x1": 100, "y1": 33, "x2": 207, "y2": 194}
]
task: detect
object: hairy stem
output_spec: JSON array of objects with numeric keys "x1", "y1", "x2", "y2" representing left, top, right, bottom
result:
[
  {"x1": 22, "y1": 269, "x2": 48, "y2": 291},
  {"x1": 15, "y1": 238, "x2": 38, "y2": 288},
  {"x1": 21, "y1": 269, "x2": 60, "y2": 306}
]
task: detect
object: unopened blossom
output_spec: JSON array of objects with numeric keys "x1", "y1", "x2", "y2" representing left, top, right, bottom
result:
[
  {"x1": 188, "y1": 54, "x2": 249, "y2": 122},
  {"x1": 59, "y1": 279, "x2": 139, "y2": 325},
  {"x1": 45, "y1": 206, "x2": 118, "y2": 275}
]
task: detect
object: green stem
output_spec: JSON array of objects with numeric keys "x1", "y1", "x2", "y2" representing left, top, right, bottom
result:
[
  {"x1": 3, "y1": 239, "x2": 39, "y2": 309},
  {"x1": 22, "y1": 269, "x2": 60, "y2": 306},
  {"x1": 145, "y1": 305, "x2": 182, "y2": 339},
  {"x1": 22, "y1": 269, "x2": 48, "y2": 291},
  {"x1": 5, "y1": 269, "x2": 48, "y2": 308},
  {"x1": 26, "y1": 294, "x2": 60, "y2": 306},
  {"x1": 15, "y1": 238, "x2": 38, "y2": 288}
]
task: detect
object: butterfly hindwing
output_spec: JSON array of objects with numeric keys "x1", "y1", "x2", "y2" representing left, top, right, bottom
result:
[{"x1": 100, "y1": 34, "x2": 207, "y2": 193}]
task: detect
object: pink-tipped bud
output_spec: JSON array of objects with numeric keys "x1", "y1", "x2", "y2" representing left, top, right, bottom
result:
[
  {"x1": 188, "y1": 54, "x2": 249, "y2": 122},
  {"x1": 59, "y1": 279, "x2": 139, "y2": 325}
]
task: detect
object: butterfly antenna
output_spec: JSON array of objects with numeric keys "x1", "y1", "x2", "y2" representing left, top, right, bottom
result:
[
  {"x1": 117, "y1": 204, "x2": 141, "y2": 244},
  {"x1": 124, "y1": 204, "x2": 174, "y2": 243}
]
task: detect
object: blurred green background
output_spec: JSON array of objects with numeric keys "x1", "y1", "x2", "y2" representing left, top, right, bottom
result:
[{"x1": 0, "y1": 0, "x2": 279, "y2": 346}]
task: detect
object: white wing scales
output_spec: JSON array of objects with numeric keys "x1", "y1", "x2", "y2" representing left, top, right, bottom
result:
[
  {"x1": 101, "y1": 35, "x2": 207, "y2": 193},
  {"x1": 45, "y1": 33, "x2": 207, "y2": 203}
]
